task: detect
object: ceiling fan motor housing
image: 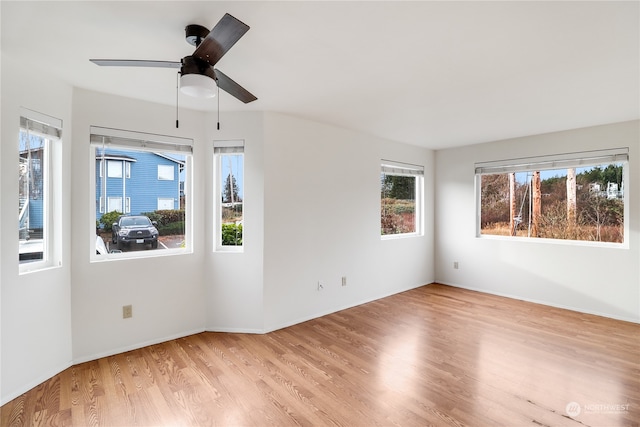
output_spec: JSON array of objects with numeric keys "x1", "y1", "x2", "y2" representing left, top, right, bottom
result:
[{"x1": 180, "y1": 55, "x2": 216, "y2": 80}]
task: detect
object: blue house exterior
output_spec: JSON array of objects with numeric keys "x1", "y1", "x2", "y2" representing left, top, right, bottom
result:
[
  {"x1": 19, "y1": 136, "x2": 45, "y2": 239},
  {"x1": 96, "y1": 149, "x2": 184, "y2": 221}
]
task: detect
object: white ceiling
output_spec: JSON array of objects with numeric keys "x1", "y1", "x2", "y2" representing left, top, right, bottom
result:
[{"x1": 2, "y1": 1, "x2": 638, "y2": 149}]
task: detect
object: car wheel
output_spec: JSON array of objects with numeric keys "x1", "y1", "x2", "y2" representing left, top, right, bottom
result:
[
  {"x1": 151, "y1": 240, "x2": 158, "y2": 249},
  {"x1": 117, "y1": 240, "x2": 124, "y2": 251}
]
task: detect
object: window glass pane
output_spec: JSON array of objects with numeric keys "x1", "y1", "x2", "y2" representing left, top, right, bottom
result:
[
  {"x1": 108, "y1": 197, "x2": 123, "y2": 212},
  {"x1": 381, "y1": 173, "x2": 417, "y2": 235},
  {"x1": 218, "y1": 153, "x2": 243, "y2": 247},
  {"x1": 158, "y1": 164, "x2": 174, "y2": 181},
  {"x1": 479, "y1": 163, "x2": 626, "y2": 243},
  {"x1": 107, "y1": 160, "x2": 122, "y2": 178},
  {"x1": 19, "y1": 130, "x2": 47, "y2": 263},
  {"x1": 157, "y1": 198, "x2": 175, "y2": 210},
  {"x1": 95, "y1": 145, "x2": 188, "y2": 255}
]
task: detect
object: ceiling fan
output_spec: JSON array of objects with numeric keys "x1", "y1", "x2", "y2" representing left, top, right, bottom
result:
[{"x1": 90, "y1": 13, "x2": 257, "y2": 104}]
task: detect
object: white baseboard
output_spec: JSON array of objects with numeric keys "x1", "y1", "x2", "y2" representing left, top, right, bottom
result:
[
  {"x1": 439, "y1": 281, "x2": 640, "y2": 324},
  {"x1": 72, "y1": 327, "x2": 206, "y2": 365},
  {"x1": 262, "y1": 282, "x2": 429, "y2": 333},
  {"x1": 1, "y1": 360, "x2": 73, "y2": 406}
]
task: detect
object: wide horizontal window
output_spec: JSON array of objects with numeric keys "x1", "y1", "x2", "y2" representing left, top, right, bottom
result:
[
  {"x1": 476, "y1": 148, "x2": 628, "y2": 244},
  {"x1": 90, "y1": 127, "x2": 192, "y2": 259}
]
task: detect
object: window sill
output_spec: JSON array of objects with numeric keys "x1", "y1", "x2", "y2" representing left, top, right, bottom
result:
[
  {"x1": 381, "y1": 232, "x2": 422, "y2": 241},
  {"x1": 477, "y1": 233, "x2": 628, "y2": 249}
]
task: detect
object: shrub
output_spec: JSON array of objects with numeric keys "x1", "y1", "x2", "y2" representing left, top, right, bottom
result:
[
  {"x1": 158, "y1": 221, "x2": 185, "y2": 236},
  {"x1": 141, "y1": 209, "x2": 184, "y2": 227},
  {"x1": 141, "y1": 211, "x2": 163, "y2": 225},
  {"x1": 99, "y1": 210, "x2": 123, "y2": 232},
  {"x1": 221, "y1": 223, "x2": 242, "y2": 246}
]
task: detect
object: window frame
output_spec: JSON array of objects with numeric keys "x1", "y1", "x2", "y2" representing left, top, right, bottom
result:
[
  {"x1": 475, "y1": 148, "x2": 629, "y2": 247},
  {"x1": 107, "y1": 160, "x2": 123, "y2": 178},
  {"x1": 90, "y1": 127, "x2": 193, "y2": 261},
  {"x1": 380, "y1": 160, "x2": 424, "y2": 240},
  {"x1": 157, "y1": 164, "x2": 175, "y2": 181},
  {"x1": 213, "y1": 140, "x2": 244, "y2": 252},
  {"x1": 18, "y1": 109, "x2": 62, "y2": 274}
]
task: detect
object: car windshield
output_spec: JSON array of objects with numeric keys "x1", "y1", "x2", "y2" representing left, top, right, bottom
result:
[{"x1": 121, "y1": 217, "x2": 151, "y2": 227}]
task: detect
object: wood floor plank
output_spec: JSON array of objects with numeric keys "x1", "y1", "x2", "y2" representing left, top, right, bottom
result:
[{"x1": 2, "y1": 284, "x2": 638, "y2": 426}]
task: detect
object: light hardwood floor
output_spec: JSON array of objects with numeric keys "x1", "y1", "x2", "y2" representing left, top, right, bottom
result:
[{"x1": 1, "y1": 284, "x2": 638, "y2": 426}]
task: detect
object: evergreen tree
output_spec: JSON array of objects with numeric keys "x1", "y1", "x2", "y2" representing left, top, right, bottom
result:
[
  {"x1": 382, "y1": 175, "x2": 415, "y2": 200},
  {"x1": 222, "y1": 173, "x2": 241, "y2": 203}
]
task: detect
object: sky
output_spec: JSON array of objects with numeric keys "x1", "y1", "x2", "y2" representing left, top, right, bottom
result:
[{"x1": 220, "y1": 154, "x2": 244, "y2": 198}]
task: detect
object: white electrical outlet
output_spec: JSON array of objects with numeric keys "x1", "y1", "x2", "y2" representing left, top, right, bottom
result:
[
  {"x1": 453, "y1": 261, "x2": 459, "y2": 270},
  {"x1": 123, "y1": 305, "x2": 133, "y2": 319},
  {"x1": 317, "y1": 281, "x2": 324, "y2": 291},
  {"x1": 342, "y1": 276, "x2": 347, "y2": 286}
]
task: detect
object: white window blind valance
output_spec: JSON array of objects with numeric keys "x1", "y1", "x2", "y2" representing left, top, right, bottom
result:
[
  {"x1": 214, "y1": 140, "x2": 244, "y2": 154},
  {"x1": 20, "y1": 108, "x2": 62, "y2": 139},
  {"x1": 90, "y1": 126, "x2": 193, "y2": 154},
  {"x1": 474, "y1": 148, "x2": 629, "y2": 175},
  {"x1": 381, "y1": 159, "x2": 424, "y2": 176}
]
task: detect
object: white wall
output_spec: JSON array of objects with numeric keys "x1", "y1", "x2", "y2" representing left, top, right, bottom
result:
[
  {"x1": 70, "y1": 88, "x2": 208, "y2": 362},
  {"x1": 204, "y1": 112, "x2": 266, "y2": 333},
  {"x1": 262, "y1": 113, "x2": 435, "y2": 331},
  {"x1": 1, "y1": 56, "x2": 74, "y2": 404},
  {"x1": 435, "y1": 121, "x2": 640, "y2": 322}
]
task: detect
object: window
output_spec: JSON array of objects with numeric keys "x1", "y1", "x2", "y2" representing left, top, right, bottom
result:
[
  {"x1": 214, "y1": 141, "x2": 244, "y2": 250},
  {"x1": 381, "y1": 160, "x2": 424, "y2": 237},
  {"x1": 91, "y1": 127, "x2": 191, "y2": 258},
  {"x1": 108, "y1": 160, "x2": 123, "y2": 178},
  {"x1": 476, "y1": 148, "x2": 628, "y2": 244},
  {"x1": 158, "y1": 164, "x2": 174, "y2": 181},
  {"x1": 108, "y1": 197, "x2": 123, "y2": 212},
  {"x1": 157, "y1": 198, "x2": 175, "y2": 210},
  {"x1": 18, "y1": 110, "x2": 62, "y2": 270}
]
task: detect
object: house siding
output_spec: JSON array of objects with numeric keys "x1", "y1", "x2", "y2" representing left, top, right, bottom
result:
[{"x1": 96, "y1": 149, "x2": 181, "y2": 221}]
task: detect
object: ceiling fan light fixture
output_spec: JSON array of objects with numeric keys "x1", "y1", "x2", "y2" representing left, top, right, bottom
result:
[{"x1": 180, "y1": 73, "x2": 217, "y2": 98}]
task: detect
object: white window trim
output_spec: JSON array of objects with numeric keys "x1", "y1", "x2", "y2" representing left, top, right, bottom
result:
[
  {"x1": 89, "y1": 128, "x2": 193, "y2": 261},
  {"x1": 19, "y1": 108, "x2": 62, "y2": 274},
  {"x1": 380, "y1": 160, "x2": 424, "y2": 240},
  {"x1": 474, "y1": 148, "x2": 629, "y2": 247},
  {"x1": 214, "y1": 140, "x2": 244, "y2": 252}
]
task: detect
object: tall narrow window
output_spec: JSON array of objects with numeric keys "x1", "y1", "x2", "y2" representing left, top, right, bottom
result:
[
  {"x1": 91, "y1": 127, "x2": 192, "y2": 258},
  {"x1": 476, "y1": 148, "x2": 628, "y2": 244},
  {"x1": 214, "y1": 140, "x2": 244, "y2": 250},
  {"x1": 381, "y1": 160, "x2": 424, "y2": 237},
  {"x1": 18, "y1": 110, "x2": 62, "y2": 270}
]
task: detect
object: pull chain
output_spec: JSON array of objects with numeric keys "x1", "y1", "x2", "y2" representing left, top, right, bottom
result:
[{"x1": 175, "y1": 72, "x2": 180, "y2": 128}]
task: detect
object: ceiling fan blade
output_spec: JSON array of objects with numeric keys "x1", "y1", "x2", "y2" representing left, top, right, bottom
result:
[
  {"x1": 90, "y1": 59, "x2": 181, "y2": 68},
  {"x1": 214, "y1": 69, "x2": 257, "y2": 103},
  {"x1": 193, "y1": 13, "x2": 249, "y2": 67}
]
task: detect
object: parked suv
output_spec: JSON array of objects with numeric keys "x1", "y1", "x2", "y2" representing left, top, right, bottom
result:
[{"x1": 112, "y1": 215, "x2": 159, "y2": 250}]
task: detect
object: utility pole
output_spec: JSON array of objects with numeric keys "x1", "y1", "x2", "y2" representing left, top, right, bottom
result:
[
  {"x1": 509, "y1": 173, "x2": 516, "y2": 236},
  {"x1": 531, "y1": 171, "x2": 541, "y2": 237},
  {"x1": 567, "y1": 168, "x2": 577, "y2": 234}
]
